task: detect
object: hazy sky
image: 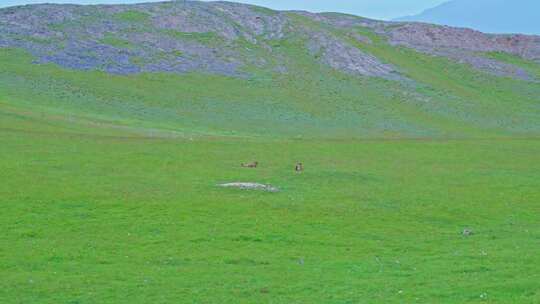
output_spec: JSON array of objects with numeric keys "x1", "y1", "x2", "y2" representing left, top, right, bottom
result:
[{"x1": 0, "y1": 0, "x2": 448, "y2": 20}]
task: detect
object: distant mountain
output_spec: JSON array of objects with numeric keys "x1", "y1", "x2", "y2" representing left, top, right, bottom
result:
[{"x1": 396, "y1": 0, "x2": 540, "y2": 35}]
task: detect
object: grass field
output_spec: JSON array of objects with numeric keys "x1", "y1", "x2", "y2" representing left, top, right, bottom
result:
[
  {"x1": 1, "y1": 13, "x2": 540, "y2": 301},
  {"x1": 1, "y1": 105, "x2": 539, "y2": 303}
]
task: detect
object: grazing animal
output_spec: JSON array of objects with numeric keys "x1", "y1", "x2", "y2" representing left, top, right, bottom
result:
[
  {"x1": 295, "y1": 162, "x2": 304, "y2": 173},
  {"x1": 241, "y1": 161, "x2": 258, "y2": 168}
]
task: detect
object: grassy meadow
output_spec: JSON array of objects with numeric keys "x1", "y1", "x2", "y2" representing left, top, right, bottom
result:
[
  {"x1": 1, "y1": 18, "x2": 540, "y2": 302},
  {"x1": 1, "y1": 104, "x2": 539, "y2": 303}
]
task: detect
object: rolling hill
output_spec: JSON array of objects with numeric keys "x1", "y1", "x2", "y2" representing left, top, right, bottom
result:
[
  {"x1": 396, "y1": 0, "x2": 540, "y2": 35},
  {"x1": 1, "y1": 2, "x2": 540, "y2": 303},
  {"x1": 1, "y1": 0, "x2": 540, "y2": 138}
]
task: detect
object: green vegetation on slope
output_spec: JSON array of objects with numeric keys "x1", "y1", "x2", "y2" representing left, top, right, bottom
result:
[
  {"x1": 0, "y1": 48, "x2": 434, "y2": 138},
  {"x1": 2, "y1": 33, "x2": 540, "y2": 140},
  {"x1": 484, "y1": 51, "x2": 540, "y2": 79},
  {"x1": 99, "y1": 33, "x2": 135, "y2": 49},
  {"x1": 162, "y1": 30, "x2": 224, "y2": 46},
  {"x1": 113, "y1": 10, "x2": 151, "y2": 23},
  {"x1": 343, "y1": 27, "x2": 540, "y2": 134}
]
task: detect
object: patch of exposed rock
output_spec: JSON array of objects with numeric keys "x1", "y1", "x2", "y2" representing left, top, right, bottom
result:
[
  {"x1": 385, "y1": 22, "x2": 540, "y2": 79},
  {"x1": 426, "y1": 48, "x2": 533, "y2": 81},
  {"x1": 219, "y1": 182, "x2": 279, "y2": 192},
  {"x1": 388, "y1": 23, "x2": 540, "y2": 60},
  {"x1": 305, "y1": 30, "x2": 397, "y2": 78}
]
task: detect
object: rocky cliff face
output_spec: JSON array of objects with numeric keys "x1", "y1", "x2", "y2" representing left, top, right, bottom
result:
[{"x1": 0, "y1": 1, "x2": 538, "y2": 80}]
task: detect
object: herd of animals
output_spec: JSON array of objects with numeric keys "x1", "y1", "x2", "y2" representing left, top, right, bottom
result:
[{"x1": 241, "y1": 161, "x2": 304, "y2": 173}]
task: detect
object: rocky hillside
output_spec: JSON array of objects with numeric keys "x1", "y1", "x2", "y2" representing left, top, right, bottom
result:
[
  {"x1": 1, "y1": 1, "x2": 540, "y2": 138},
  {"x1": 1, "y1": 1, "x2": 539, "y2": 80}
]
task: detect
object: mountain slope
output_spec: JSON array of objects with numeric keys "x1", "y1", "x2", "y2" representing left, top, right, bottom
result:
[
  {"x1": 1, "y1": 1, "x2": 540, "y2": 139},
  {"x1": 396, "y1": 0, "x2": 540, "y2": 35}
]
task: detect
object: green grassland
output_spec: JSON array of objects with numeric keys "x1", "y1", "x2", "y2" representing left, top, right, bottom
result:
[
  {"x1": 1, "y1": 15, "x2": 540, "y2": 303},
  {"x1": 1, "y1": 105, "x2": 539, "y2": 303}
]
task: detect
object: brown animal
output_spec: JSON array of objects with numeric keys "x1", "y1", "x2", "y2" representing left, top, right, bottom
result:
[
  {"x1": 295, "y1": 162, "x2": 304, "y2": 173},
  {"x1": 241, "y1": 161, "x2": 258, "y2": 168}
]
